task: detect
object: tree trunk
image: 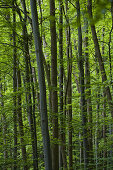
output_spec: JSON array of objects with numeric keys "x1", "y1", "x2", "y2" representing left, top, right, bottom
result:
[
  {"x1": 84, "y1": 15, "x2": 94, "y2": 168},
  {"x1": 30, "y1": 0, "x2": 52, "y2": 169},
  {"x1": 12, "y1": 1, "x2": 17, "y2": 169},
  {"x1": 17, "y1": 67, "x2": 28, "y2": 170},
  {"x1": 50, "y1": 0, "x2": 59, "y2": 169},
  {"x1": 0, "y1": 81, "x2": 8, "y2": 170},
  {"x1": 65, "y1": 1, "x2": 73, "y2": 169},
  {"x1": 76, "y1": 0, "x2": 89, "y2": 168},
  {"x1": 67, "y1": 45, "x2": 73, "y2": 170},
  {"x1": 20, "y1": 0, "x2": 39, "y2": 169},
  {"x1": 59, "y1": 0, "x2": 67, "y2": 169}
]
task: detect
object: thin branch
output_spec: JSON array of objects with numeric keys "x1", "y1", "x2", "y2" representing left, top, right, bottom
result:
[{"x1": 68, "y1": 0, "x2": 77, "y2": 9}]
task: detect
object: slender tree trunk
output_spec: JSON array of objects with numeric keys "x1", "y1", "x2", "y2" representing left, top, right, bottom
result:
[
  {"x1": 59, "y1": 0, "x2": 67, "y2": 169},
  {"x1": 59, "y1": 0, "x2": 64, "y2": 168},
  {"x1": 102, "y1": 91, "x2": 107, "y2": 170},
  {"x1": 109, "y1": 1, "x2": 113, "y2": 88},
  {"x1": 12, "y1": 1, "x2": 17, "y2": 169},
  {"x1": 29, "y1": 62, "x2": 38, "y2": 166},
  {"x1": 65, "y1": 1, "x2": 73, "y2": 169},
  {"x1": 101, "y1": 27, "x2": 107, "y2": 170},
  {"x1": 94, "y1": 62, "x2": 100, "y2": 170},
  {"x1": 20, "y1": 1, "x2": 39, "y2": 169},
  {"x1": 67, "y1": 45, "x2": 73, "y2": 170},
  {"x1": 50, "y1": 0, "x2": 59, "y2": 169},
  {"x1": 76, "y1": 0, "x2": 89, "y2": 168},
  {"x1": 32, "y1": 67, "x2": 40, "y2": 111},
  {"x1": 30, "y1": 0, "x2": 52, "y2": 169},
  {"x1": 17, "y1": 67, "x2": 28, "y2": 170},
  {"x1": 84, "y1": 16, "x2": 94, "y2": 168},
  {"x1": 0, "y1": 81, "x2": 8, "y2": 170}
]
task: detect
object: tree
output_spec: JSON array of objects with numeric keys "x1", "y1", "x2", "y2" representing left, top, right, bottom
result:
[
  {"x1": 30, "y1": 0, "x2": 52, "y2": 169},
  {"x1": 50, "y1": 0, "x2": 59, "y2": 169}
]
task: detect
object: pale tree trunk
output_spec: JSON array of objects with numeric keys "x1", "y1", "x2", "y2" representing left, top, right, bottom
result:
[
  {"x1": 12, "y1": 1, "x2": 17, "y2": 169},
  {"x1": 50, "y1": 0, "x2": 59, "y2": 169},
  {"x1": 30, "y1": 0, "x2": 52, "y2": 169},
  {"x1": 76, "y1": 0, "x2": 89, "y2": 169}
]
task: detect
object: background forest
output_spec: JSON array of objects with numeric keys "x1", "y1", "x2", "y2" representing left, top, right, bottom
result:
[{"x1": 0, "y1": 0, "x2": 113, "y2": 169}]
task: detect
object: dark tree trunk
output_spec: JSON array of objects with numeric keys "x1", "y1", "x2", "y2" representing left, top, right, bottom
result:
[
  {"x1": 109, "y1": 1, "x2": 113, "y2": 88},
  {"x1": 29, "y1": 62, "x2": 38, "y2": 166},
  {"x1": 102, "y1": 91, "x2": 107, "y2": 170},
  {"x1": 20, "y1": 0, "x2": 39, "y2": 169},
  {"x1": 67, "y1": 45, "x2": 73, "y2": 170},
  {"x1": 12, "y1": 1, "x2": 17, "y2": 169},
  {"x1": 17, "y1": 67, "x2": 28, "y2": 170},
  {"x1": 59, "y1": 0, "x2": 67, "y2": 169},
  {"x1": 95, "y1": 63, "x2": 100, "y2": 170},
  {"x1": 30, "y1": 0, "x2": 52, "y2": 170},
  {"x1": 76, "y1": 0, "x2": 89, "y2": 169},
  {"x1": 84, "y1": 16, "x2": 94, "y2": 168},
  {"x1": 0, "y1": 81, "x2": 8, "y2": 170},
  {"x1": 50, "y1": 0, "x2": 59, "y2": 169},
  {"x1": 32, "y1": 67, "x2": 40, "y2": 111},
  {"x1": 65, "y1": 1, "x2": 73, "y2": 169},
  {"x1": 101, "y1": 27, "x2": 107, "y2": 170}
]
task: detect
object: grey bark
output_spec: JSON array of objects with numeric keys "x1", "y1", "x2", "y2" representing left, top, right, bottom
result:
[{"x1": 30, "y1": 0, "x2": 52, "y2": 170}]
